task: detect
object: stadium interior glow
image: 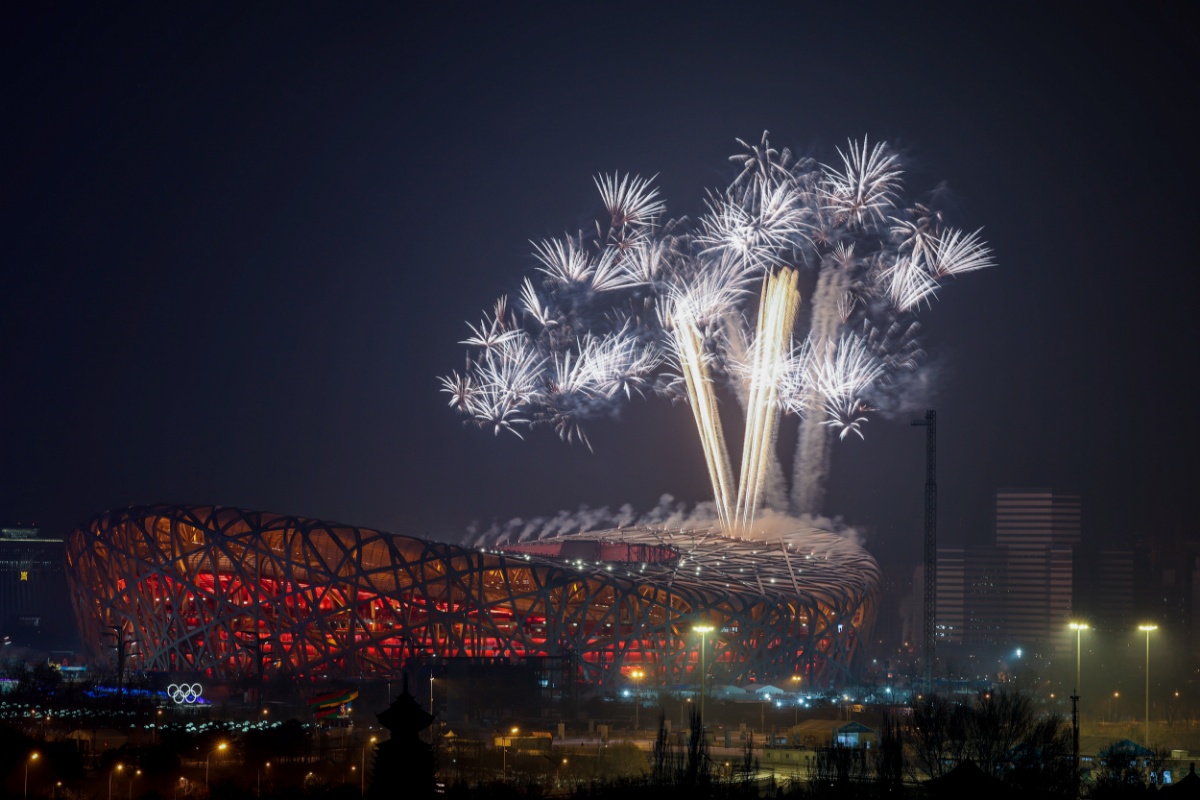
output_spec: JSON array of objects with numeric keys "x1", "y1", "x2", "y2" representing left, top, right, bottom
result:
[{"x1": 67, "y1": 505, "x2": 880, "y2": 688}]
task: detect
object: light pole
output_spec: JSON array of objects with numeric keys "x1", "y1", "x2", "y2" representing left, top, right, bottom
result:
[
  {"x1": 1139, "y1": 624, "x2": 1157, "y2": 745},
  {"x1": 258, "y1": 762, "x2": 270, "y2": 798},
  {"x1": 791, "y1": 676, "x2": 802, "y2": 726},
  {"x1": 630, "y1": 668, "x2": 644, "y2": 732},
  {"x1": 1069, "y1": 622, "x2": 1088, "y2": 694},
  {"x1": 694, "y1": 624, "x2": 714, "y2": 728},
  {"x1": 502, "y1": 727, "x2": 517, "y2": 781},
  {"x1": 429, "y1": 675, "x2": 436, "y2": 744},
  {"x1": 129, "y1": 769, "x2": 141, "y2": 800},
  {"x1": 1068, "y1": 622, "x2": 1087, "y2": 799},
  {"x1": 25, "y1": 752, "x2": 38, "y2": 800},
  {"x1": 361, "y1": 736, "x2": 376, "y2": 797},
  {"x1": 110, "y1": 764, "x2": 124, "y2": 800},
  {"x1": 206, "y1": 743, "x2": 227, "y2": 791}
]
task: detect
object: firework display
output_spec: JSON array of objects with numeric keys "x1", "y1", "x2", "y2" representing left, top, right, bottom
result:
[
  {"x1": 66, "y1": 505, "x2": 878, "y2": 687},
  {"x1": 442, "y1": 133, "x2": 992, "y2": 527}
]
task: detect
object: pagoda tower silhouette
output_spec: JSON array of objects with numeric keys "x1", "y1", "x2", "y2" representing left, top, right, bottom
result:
[{"x1": 368, "y1": 673, "x2": 436, "y2": 799}]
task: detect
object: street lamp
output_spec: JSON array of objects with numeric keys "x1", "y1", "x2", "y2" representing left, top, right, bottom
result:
[
  {"x1": 429, "y1": 675, "x2": 436, "y2": 744},
  {"x1": 206, "y1": 743, "x2": 228, "y2": 790},
  {"x1": 129, "y1": 769, "x2": 141, "y2": 800},
  {"x1": 1068, "y1": 622, "x2": 1088, "y2": 694},
  {"x1": 109, "y1": 765, "x2": 124, "y2": 800},
  {"x1": 1068, "y1": 621, "x2": 1088, "y2": 799},
  {"x1": 25, "y1": 752, "x2": 38, "y2": 800},
  {"x1": 694, "y1": 624, "x2": 714, "y2": 728},
  {"x1": 1139, "y1": 624, "x2": 1157, "y2": 745},
  {"x1": 791, "y1": 676, "x2": 802, "y2": 725},
  {"x1": 258, "y1": 762, "x2": 270, "y2": 798},
  {"x1": 630, "y1": 668, "x2": 644, "y2": 732},
  {"x1": 500, "y1": 727, "x2": 518, "y2": 782},
  {"x1": 361, "y1": 736, "x2": 376, "y2": 797}
]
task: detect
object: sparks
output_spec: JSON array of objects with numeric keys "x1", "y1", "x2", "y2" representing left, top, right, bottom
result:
[{"x1": 441, "y1": 132, "x2": 994, "y2": 532}]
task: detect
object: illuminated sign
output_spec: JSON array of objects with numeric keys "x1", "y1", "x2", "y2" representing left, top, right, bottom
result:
[{"x1": 167, "y1": 682, "x2": 203, "y2": 704}]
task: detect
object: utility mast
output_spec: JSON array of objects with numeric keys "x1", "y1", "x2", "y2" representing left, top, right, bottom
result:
[{"x1": 911, "y1": 410, "x2": 937, "y2": 694}]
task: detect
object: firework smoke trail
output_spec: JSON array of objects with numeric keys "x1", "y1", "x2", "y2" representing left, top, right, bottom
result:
[
  {"x1": 441, "y1": 132, "x2": 993, "y2": 535},
  {"x1": 791, "y1": 264, "x2": 849, "y2": 515},
  {"x1": 734, "y1": 267, "x2": 800, "y2": 530}
]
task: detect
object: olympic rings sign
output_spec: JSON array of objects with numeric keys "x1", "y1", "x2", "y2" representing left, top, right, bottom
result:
[{"x1": 167, "y1": 683, "x2": 204, "y2": 704}]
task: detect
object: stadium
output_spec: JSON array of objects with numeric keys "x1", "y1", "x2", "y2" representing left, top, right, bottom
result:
[{"x1": 66, "y1": 505, "x2": 880, "y2": 689}]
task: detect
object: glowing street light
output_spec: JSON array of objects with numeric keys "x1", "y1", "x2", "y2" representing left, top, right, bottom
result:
[
  {"x1": 206, "y1": 743, "x2": 228, "y2": 790},
  {"x1": 791, "y1": 675, "x2": 802, "y2": 724},
  {"x1": 501, "y1": 727, "x2": 519, "y2": 781},
  {"x1": 25, "y1": 752, "x2": 39, "y2": 800},
  {"x1": 258, "y1": 762, "x2": 271, "y2": 798},
  {"x1": 109, "y1": 764, "x2": 124, "y2": 800},
  {"x1": 1139, "y1": 624, "x2": 1157, "y2": 745},
  {"x1": 694, "y1": 625, "x2": 714, "y2": 728}
]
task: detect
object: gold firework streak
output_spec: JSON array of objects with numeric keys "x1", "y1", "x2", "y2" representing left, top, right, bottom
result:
[
  {"x1": 673, "y1": 306, "x2": 736, "y2": 530},
  {"x1": 734, "y1": 268, "x2": 800, "y2": 533}
]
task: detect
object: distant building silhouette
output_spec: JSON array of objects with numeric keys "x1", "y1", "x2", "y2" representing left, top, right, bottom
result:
[
  {"x1": 927, "y1": 489, "x2": 1082, "y2": 657},
  {"x1": 995, "y1": 489, "x2": 1079, "y2": 647},
  {"x1": 1075, "y1": 548, "x2": 1144, "y2": 632},
  {"x1": 0, "y1": 526, "x2": 73, "y2": 648}
]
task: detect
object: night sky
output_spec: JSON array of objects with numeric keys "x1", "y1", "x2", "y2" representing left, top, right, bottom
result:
[{"x1": 3, "y1": 3, "x2": 1196, "y2": 565}]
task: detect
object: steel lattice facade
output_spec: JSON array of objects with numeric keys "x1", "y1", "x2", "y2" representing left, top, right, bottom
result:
[{"x1": 66, "y1": 505, "x2": 880, "y2": 688}]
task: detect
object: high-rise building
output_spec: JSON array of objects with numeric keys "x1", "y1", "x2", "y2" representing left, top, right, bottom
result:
[
  {"x1": 935, "y1": 548, "x2": 965, "y2": 645},
  {"x1": 963, "y1": 546, "x2": 1008, "y2": 646},
  {"x1": 933, "y1": 489, "x2": 1081, "y2": 654},
  {"x1": 994, "y1": 489, "x2": 1082, "y2": 549},
  {"x1": 0, "y1": 526, "x2": 72, "y2": 648},
  {"x1": 994, "y1": 489, "x2": 1079, "y2": 649}
]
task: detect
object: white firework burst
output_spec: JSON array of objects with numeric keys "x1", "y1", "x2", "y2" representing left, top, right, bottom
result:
[
  {"x1": 884, "y1": 254, "x2": 940, "y2": 311},
  {"x1": 460, "y1": 297, "x2": 520, "y2": 349},
  {"x1": 442, "y1": 130, "x2": 993, "y2": 529},
  {"x1": 518, "y1": 277, "x2": 554, "y2": 327},
  {"x1": 821, "y1": 137, "x2": 903, "y2": 227},
  {"x1": 595, "y1": 173, "x2": 665, "y2": 232},
  {"x1": 928, "y1": 227, "x2": 994, "y2": 277},
  {"x1": 809, "y1": 333, "x2": 885, "y2": 405},
  {"x1": 821, "y1": 396, "x2": 873, "y2": 440},
  {"x1": 729, "y1": 130, "x2": 796, "y2": 192},
  {"x1": 697, "y1": 180, "x2": 807, "y2": 269},
  {"x1": 531, "y1": 235, "x2": 592, "y2": 285}
]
